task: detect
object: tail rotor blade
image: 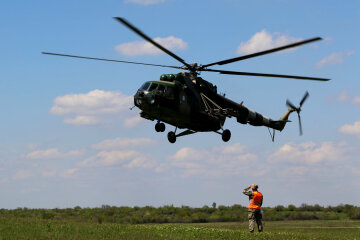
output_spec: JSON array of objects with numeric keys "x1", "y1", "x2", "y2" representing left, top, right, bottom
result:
[
  {"x1": 300, "y1": 91, "x2": 309, "y2": 107},
  {"x1": 286, "y1": 99, "x2": 297, "y2": 109},
  {"x1": 298, "y1": 113, "x2": 303, "y2": 136}
]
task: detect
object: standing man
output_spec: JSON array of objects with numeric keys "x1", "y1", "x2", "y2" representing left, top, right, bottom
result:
[{"x1": 242, "y1": 184, "x2": 263, "y2": 233}]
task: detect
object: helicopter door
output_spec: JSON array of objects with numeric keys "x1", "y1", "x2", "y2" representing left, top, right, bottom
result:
[{"x1": 179, "y1": 91, "x2": 190, "y2": 115}]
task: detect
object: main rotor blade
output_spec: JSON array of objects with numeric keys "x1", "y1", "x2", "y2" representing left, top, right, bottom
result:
[
  {"x1": 202, "y1": 37, "x2": 322, "y2": 68},
  {"x1": 114, "y1": 17, "x2": 191, "y2": 69},
  {"x1": 204, "y1": 69, "x2": 330, "y2": 81},
  {"x1": 300, "y1": 91, "x2": 309, "y2": 107},
  {"x1": 42, "y1": 52, "x2": 184, "y2": 70}
]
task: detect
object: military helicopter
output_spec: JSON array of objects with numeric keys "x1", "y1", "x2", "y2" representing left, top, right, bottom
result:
[{"x1": 43, "y1": 17, "x2": 330, "y2": 143}]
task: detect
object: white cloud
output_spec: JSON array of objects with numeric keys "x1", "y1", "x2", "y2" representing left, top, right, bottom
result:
[
  {"x1": 171, "y1": 147, "x2": 207, "y2": 161},
  {"x1": 64, "y1": 115, "x2": 100, "y2": 125},
  {"x1": 51, "y1": 89, "x2": 132, "y2": 115},
  {"x1": 353, "y1": 96, "x2": 360, "y2": 104},
  {"x1": 0, "y1": 178, "x2": 8, "y2": 184},
  {"x1": 158, "y1": 144, "x2": 260, "y2": 177},
  {"x1": 339, "y1": 121, "x2": 360, "y2": 136},
  {"x1": 315, "y1": 50, "x2": 354, "y2": 69},
  {"x1": 236, "y1": 30, "x2": 302, "y2": 55},
  {"x1": 26, "y1": 143, "x2": 38, "y2": 150},
  {"x1": 50, "y1": 89, "x2": 140, "y2": 127},
  {"x1": 220, "y1": 143, "x2": 248, "y2": 155},
  {"x1": 80, "y1": 138, "x2": 157, "y2": 169},
  {"x1": 61, "y1": 168, "x2": 78, "y2": 178},
  {"x1": 125, "y1": 0, "x2": 165, "y2": 5},
  {"x1": 269, "y1": 141, "x2": 347, "y2": 164},
  {"x1": 92, "y1": 137, "x2": 156, "y2": 150},
  {"x1": 329, "y1": 91, "x2": 360, "y2": 105},
  {"x1": 123, "y1": 116, "x2": 143, "y2": 128},
  {"x1": 13, "y1": 170, "x2": 32, "y2": 180},
  {"x1": 42, "y1": 170, "x2": 57, "y2": 177},
  {"x1": 26, "y1": 148, "x2": 83, "y2": 160},
  {"x1": 115, "y1": 36, "x2": 188, "y2": 56},
  {"x1": 79, "y1": 150, "x2": 139, "y2": 167},
  {"x1": 79, "y1": 149, "x2": 156, "y2": 168},
  {"x1": 124, "y1": 156, "x2": 156, "y2": 169},
  {"x1": 336, "y1": 90, "x2": 350, "y2": 103}
]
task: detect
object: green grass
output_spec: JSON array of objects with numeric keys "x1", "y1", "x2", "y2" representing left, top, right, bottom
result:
[{"x1": 0, "y1": 218, "x2": 359, "y2": 240}]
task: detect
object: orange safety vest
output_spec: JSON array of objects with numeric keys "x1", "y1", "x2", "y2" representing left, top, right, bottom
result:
[{"x1": 248, "y1": 191, "x2": 263, "y2": 209}]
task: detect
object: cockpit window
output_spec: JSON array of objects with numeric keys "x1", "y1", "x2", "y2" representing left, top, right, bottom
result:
[
  {"x1": 140, "y1": 82, "x2": 150, "y2": 90},
  {"x1": 157, "y1": 85, "x2": 165, "y2": 91},
  {"x1": 163, "y1": 86, "x2": 174, "y2": 99},
  {"x1": 148, "y1": 83, "x2": 158, "y2": 91}
]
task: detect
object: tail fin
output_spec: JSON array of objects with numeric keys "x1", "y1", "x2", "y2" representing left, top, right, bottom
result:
[{"x1": 270, "y1": 108, "x2": 295, "y2": 131}]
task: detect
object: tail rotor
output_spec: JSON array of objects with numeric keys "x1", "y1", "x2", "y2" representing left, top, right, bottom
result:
[{"x1": 286, "y1": 91, "x2": 309, "y2": 136}]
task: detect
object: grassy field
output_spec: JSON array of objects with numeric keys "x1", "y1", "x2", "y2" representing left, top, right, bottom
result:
[{"x1": 0, "y1": 218, "x2": 359, "y2": 240}]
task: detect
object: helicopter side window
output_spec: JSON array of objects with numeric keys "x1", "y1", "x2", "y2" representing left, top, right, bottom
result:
[
  {"x1": 163, "y1": 86, "x2": 174, "y2": 99},
  {"x1": 157, "y1": 85, "x2": 165, "y2": 92},
  {"x1": 140, "y1": 82, "x2": 150, "y2": 90},
  {"x1": 148, "y1": 83, "x2": 158, "y2": 92}
]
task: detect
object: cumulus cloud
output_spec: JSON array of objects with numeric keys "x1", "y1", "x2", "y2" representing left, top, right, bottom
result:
[
  {"x1": 236, "y1": 30, "x2": 302, "y2": 55},
  {"x1": 315, "y1": 50, "x2": 354, "y2": 69},
  {"x1": 79, "y1": 150, "x2": 154, "y2": 168},
  {"x1": 115, "y1": 36, "x2": 188, "y2": 56},
  {"x1": 64, "y1": 115, "x2": 99, "y2": 125},
  {"x1": 50, "y1": 89, "x2": 139, "y2": 127},
  {"x1": 78, "y1": 137, "x2": 157, "y2": 169},
  {"x1": 124, "y1": 156, "x2": 156, "y2": 168},
  {"x1": 125, "y1": 0, "x2": 165, "y2": 5},
  {"x1": 269, "y1": 141, "x2": 347, "y2": 164},
  {"x1": 353, "y1": 96, "x2": 360, "y2": 104},
  {"x1": 92, "y1": 137, "x2": 156, "y2": 150},
  {"x1": 123, "y1": 116, "x2": 144, "y2": 128},
  {"x1": 42, "y1": 170, "x2": 57, "y2": 177},
  {"x1": 51, "y1": 89, "x2": 132, "y2": 115},
  {"x1": 328, "y1": 91, "x2": 360, "y2": 105},
  {"x1": 26, "y1": 148, "x2": 83, "y2": 160},
  {"x1": 0, "y1": 178, "x2": 8, "y2": 184},
  {"x1": 79, "y1": 150, "x2": 137, "y2": 166},
  {"x1": 157, "y1": 143, "x2": 261, "y2": 177},
  {"x1": 61, "y1": 168, "x2": 78, "y2": 178},
  {"x1": 338, "y1": 121, "x2": 360, "y2": 136},
  {"x1": 13, "y1": 170, "x2": 32, "y2": 180}
]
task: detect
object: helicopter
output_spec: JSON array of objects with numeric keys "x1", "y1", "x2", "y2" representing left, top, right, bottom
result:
[{"x1": 43, "y1": 17, "x2": 330, "y2": 143}]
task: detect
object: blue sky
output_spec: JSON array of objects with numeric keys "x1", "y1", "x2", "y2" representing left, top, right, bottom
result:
[{"x1": 0, "y1": 0, "x2": 359, "y2": 209}]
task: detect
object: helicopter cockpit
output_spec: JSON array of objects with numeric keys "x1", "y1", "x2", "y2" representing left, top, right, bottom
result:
[{"x1": 136, "y1": 81, "x2": 175, "y2": 104}]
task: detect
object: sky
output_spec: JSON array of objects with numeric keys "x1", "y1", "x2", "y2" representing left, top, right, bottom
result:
[{"x1": 0, "y1": 0, "x2": 359, "y2": 209}]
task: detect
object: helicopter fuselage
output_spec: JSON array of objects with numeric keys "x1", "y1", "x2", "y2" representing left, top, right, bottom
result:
[{"x1": 134, "y1": 72, "x2": 288, "y2": 136}]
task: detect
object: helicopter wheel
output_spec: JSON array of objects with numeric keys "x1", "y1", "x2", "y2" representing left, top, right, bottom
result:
[
  {"x1": 159, "y1": 123, "x2": 165, "y2": 132},
  {"x1": 222, "y1": 129, "x2": 231, "y2": 142},
  {"x1": 167, "y1": 131, "x2": 176, "y2": 143},
  {"x1": 155, "y1": 122, "x2": 164, "y2": 132},
  {"x1": 155, "y1": 122, "x2": 165, "y2": 132}
]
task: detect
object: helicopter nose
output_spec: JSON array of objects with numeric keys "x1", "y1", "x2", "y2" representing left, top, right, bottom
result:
[
  {"x1": 134, "y1": 90, "x2": 155, "y2": 106},
  {"x1": 134, "y1": 91, "x2": 144, "y2": 107},
  {"x1": 145, "y1": 92, "x2": 155, "y2": 104}
]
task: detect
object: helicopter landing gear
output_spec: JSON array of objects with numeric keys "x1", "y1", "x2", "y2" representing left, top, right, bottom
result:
[
  {"x1": 155, "y1": 122, "x2": 165, "y2": 132},
  {"x1": 167, "y1": 131, "x2": 176, "y2": 143},
  {"x1": 167, "y1": 128, "x2": 196, "y2": 143},
  {"x1": 221, "y1": 129, "x2": 231, "y2": 142}
]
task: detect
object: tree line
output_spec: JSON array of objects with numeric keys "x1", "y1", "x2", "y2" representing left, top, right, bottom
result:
[{"x1": 1, "y1": 204, "x2": 359, "y2": 224}]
